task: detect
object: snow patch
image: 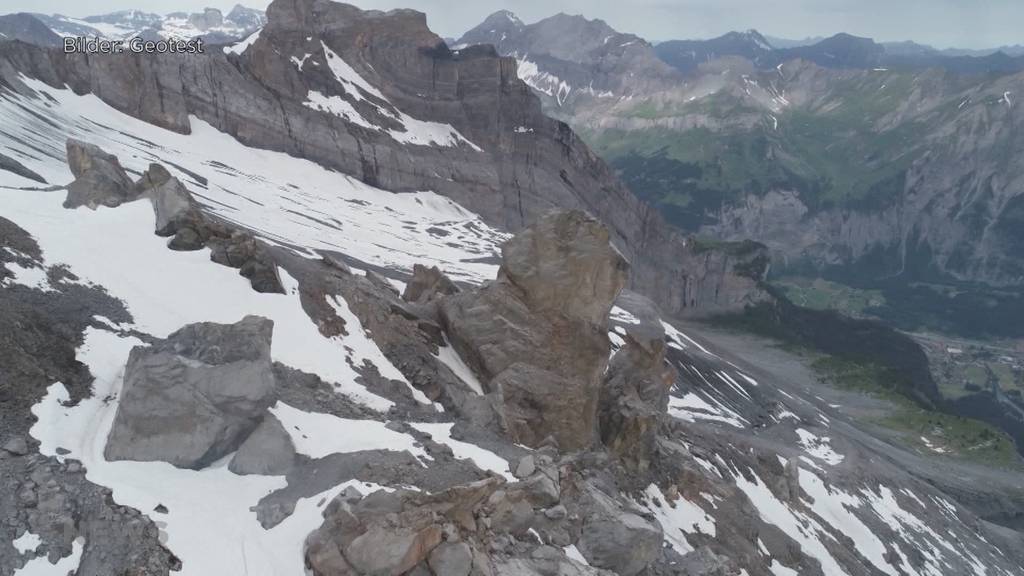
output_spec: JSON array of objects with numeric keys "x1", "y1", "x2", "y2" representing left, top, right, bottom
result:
[
  {"x1": 643, "y1": 484, "x2": 715, "y2": 555},
  {"x1": 12, "y1": 531, "x2": 42, "y2": 555},
  {"x1": 223, "y1": 27, "x2": 261, "y2": 55},
  {"x1": 410, "y1": 422, "x2": 513, "y2": 480},
  {"x1": 272, "y1": 402, "x2": 428, "y2": 461},
  {"x1": 795, "y1": 428, "x2": 844, "y2": 466},
  {"x1": 13, "y1": 538, "x2": 84, "y2": 576}
]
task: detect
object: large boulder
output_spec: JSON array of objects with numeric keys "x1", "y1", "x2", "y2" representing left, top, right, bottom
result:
[
  {"x1": 439, "y1": 210, "x2": 628, "y2": 451},
  {"x1": 104, "y1": 315, "x2": 277, "y2": 469},
  {"x1": 63, "y1": 139, "x2": 136, "y2": 209},
  {"x1": 134, "y1": 163, "x2": 198, "y2": 237},
  {"x1": 577, "y1": 511, "x2": 662, "y2": 576}
]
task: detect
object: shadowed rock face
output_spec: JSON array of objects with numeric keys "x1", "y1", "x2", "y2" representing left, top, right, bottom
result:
[
  {"x1": 104, "y1": 315, "x2": 277, "y2": 469},
  {"x1": 0, "y1": 0, "x2": 766, "y2": 318},
  {"x1": 441, "y1": 210, "x2": 627, "y2": 451}
]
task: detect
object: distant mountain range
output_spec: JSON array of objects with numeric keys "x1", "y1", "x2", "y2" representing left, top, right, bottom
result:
[
  {"x1": 456, "y1": 10, "x2": 1024, "y2": 339},
  {"x1": 14, "y1": 5, "x2": 265, "y2": 45}
]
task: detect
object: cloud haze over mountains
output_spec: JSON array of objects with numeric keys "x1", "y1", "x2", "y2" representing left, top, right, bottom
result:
[{"x1": 8, "y1": 0, "x2": 1024, "y2": 50}]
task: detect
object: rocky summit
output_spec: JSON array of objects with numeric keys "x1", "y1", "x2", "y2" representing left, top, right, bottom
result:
[{"x1": 1, "y1": 1, "x2": 1024, "y2": 576}]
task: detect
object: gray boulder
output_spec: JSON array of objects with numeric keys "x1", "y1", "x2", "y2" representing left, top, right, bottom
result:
[
  {"x1": 104, "y1": 315, "x2": 277, "y2": 469},
  {"x1": 2, "y1": 436, "x2": 29, "y2": 456},
  {"x1": 63, "y1": 139, "x2": 136, "y2": 209},
  {"x1": 428, "y1": 542, "x2": 473, "y2": 576},
  {"x1": 576, "y1": 511, "x2": 662, "y2": 576},
  {"x1": 135, "y1": 163, "x2": 197, "y2": 237},
  {"x1": 228, "y1": 413, "x2": 295, "y2": 475}
]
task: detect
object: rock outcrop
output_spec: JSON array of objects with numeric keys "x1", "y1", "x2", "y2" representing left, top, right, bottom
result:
[
  {"x1": 599, "y1": 292, "x2": 675, "y2": 472},
  {"x1": 440, "y1": 211, "x2": 628, "y2": 450},
  {"x1": 304, "y1": 450, "x2": 662, "y2": 576},
  {"x1": 402, "y1": 264, "x2": 460, "y2": 304},
  {"x1": 104, "y1": 315, "x2": 277, "y2": 469},
  {"x1": 64, "y1": 139, "x2": 136, "y2": 209}
]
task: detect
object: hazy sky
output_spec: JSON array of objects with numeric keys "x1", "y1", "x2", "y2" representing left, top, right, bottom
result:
[{"x1": 9, "y1": 0, "x2": 1024, "y2": 49}]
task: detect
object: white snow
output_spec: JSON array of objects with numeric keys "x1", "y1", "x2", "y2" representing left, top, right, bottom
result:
[
  {"x1": 795, "y1": 428, "x2": 844, "y2": 466},
  {"x1": 921, "y1": 436, "x2": 949, "y2": 454},
  {"x1": 737, "y1": 372, "x2": 759, "y2": 386},
  {"x1": 223, "y1": 27, "x2": 261, "y2": 55},
  {"x1": 410, "y1": 422, "x2": 514, "y2": 480},
  {"x1": 310, "y1": 43, "x2": 481, "y2": 150},
  {"x1": 662, "y1": 321, "x2": 715, "y2": 356},
  {"x1": 435, "y1": 339, "x2": 486, "y2": 395},
  {"x1": 643, "y1": 484, "x2": 715, "y2": 554},
  {"x1": 321, "y1": 41, "x2": 386, "y2": 102},
  {"x1": 13, "y1": 538, "x2": 84, "y2": 576},
  {"x1": 0, "y1": 183, "x2": 399, "y2": 409},
  {"x1": 769, "y1": 560, "x2": 799, "y2": 576},
  {"x1": 12, "y1": 531, "x2": 42, "y2": 554},
  {"x1": 272, "y1": 402, "x2": 428, "y2": 461},
  {"x1": 798, "y1": 469, "x2": 898, "y2": 575},
  {"x1": 290, "y1": 53, "x2": 313, "y2": 70},
  {"x1": 0, "y1": 76, "x2": 505, "y2": 284},
  {"x1": 515, "y1": 57, "x2": 572, "y2": 107},
  {"x1": 610, "y1": 306, "x2": 642, "y2": 325},
  {"x1": 861, "y1": 485, "x2": 983, "y2": 576},
  {"x1": 668, "y1": 392, "x2": 746, "y2": 428},
  {"x1": 327, "y1": 295, "x2": 432, "y2": 405},
  {"x1": 563, "y1": 544, "x2": 589, "y2": 565},
  {"x1": 1, "y1": 261, "x2": 50, "y2": 291},
  {"x1": 733, "y1": 469, "x2": 849, "y2": 576}
]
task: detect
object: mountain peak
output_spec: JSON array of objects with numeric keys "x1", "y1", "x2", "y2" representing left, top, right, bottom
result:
[{"x1": 480, "y1": 9, "x2": 522, "y2": 28}]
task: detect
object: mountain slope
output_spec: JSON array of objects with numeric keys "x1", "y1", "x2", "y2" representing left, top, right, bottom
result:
[
  {"x1": 655, "y1": 29, "x2": 775, "y2": 73},
  {"x1": 0, "y1": 13, "x2": 61, "y2": 46},
  {"x1": 457, "y1": 11, "x2": 1024, "y2": 327},
  {"x1": 1, "y1": 0, "x2": 765, "y2": 319}
]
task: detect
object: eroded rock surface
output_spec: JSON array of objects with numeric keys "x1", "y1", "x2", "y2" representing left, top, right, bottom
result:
[
  {"x1": 64, "y1": 139, "x2": 136, "y2": 209},
  {"x1": 440, "y1": 210, "x2": 628, "y2": 451}
]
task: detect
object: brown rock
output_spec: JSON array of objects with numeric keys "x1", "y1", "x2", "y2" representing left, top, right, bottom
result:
[{"x1": 440, "y1": 211, "x2": 627, "y2": 451}]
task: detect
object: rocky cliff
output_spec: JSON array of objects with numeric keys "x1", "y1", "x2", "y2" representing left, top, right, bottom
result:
[{"x1": 0, "y1": 0, "x2": 767, "y2": 318}]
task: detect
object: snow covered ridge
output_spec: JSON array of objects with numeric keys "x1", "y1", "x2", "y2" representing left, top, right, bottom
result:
[
  {"x1": 515, "y1": 56, "x2": 573, "y2": 106},
  {"x1": 299, "y1": 41, "x2": 482, "y2": 150},
  {"x1": 34, "y1": 6, "x2": 265, "y2": 43},
  {"x1": 0, "y1": 76, "x2": 505, "y2": 283}
]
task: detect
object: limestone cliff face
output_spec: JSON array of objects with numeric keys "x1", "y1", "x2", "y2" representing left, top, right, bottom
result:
[{"x1": 0, "y1": 0, "x2": 767, "y2": 318}]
